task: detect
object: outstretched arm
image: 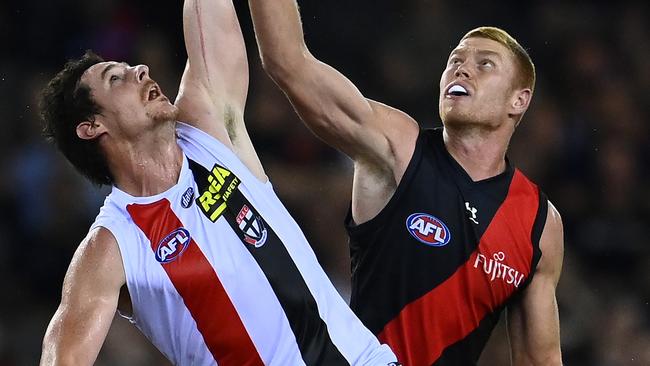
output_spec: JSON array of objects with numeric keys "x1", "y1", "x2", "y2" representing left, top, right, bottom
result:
[
  {"x1": 177, "y1": 0, "x2": 265, "y2": 180},
  {"x1": 507, "y1": 202, "x2": 564, "y2": 365},
  {"x1": 249, "y1": 0, "x2": 418, "y2": 172},
  {"x1": 40, "y1": 228, "x2": 125, "y2": 366},
  {"x1": 249, "y1": 0, "x2": 420, "y2": 222}
]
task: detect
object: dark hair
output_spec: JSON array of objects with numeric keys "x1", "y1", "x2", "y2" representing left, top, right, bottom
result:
[{"x1": 40, "y1": 50, "x2": 114, "y2": 185}]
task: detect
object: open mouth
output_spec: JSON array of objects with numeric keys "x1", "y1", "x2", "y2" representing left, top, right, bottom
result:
[
  {"x1": 146, "y1": 84, "x2": 161, "y2": 101},
  {"x1": 446, "y1": 84, "x2": 469, "y2": 97}
]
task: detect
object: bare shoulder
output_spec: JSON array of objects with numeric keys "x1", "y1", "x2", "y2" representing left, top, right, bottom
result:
[
  {"x1": 368, "y1": 101, "x2": 420, "y2": 138},
  {"x1": 65, "y1": 227, "x2": 125, "y2": 295},
  {"x1": 537, "y1": 201, "x2": 564, "y2": 280},
  {"x1": 351, "y1": 100, "x2": 420, "y2": 224},
  {"x1": 366, "y1": 99, "x2": 420, "y2": 177},
  {"x1": 75, "y1": 227, "x2": 122, "y2": 265}
]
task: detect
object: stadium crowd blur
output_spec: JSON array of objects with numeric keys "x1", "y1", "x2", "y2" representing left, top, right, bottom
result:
[{"x1": 1, "y1": 0, "x2": 648, "y2": 364}]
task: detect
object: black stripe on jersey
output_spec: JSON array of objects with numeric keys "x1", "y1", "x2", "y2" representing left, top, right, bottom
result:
[
  {"x1": 517, "y1": 191, "x2": 547, "y2": 291},
  {"x1": 188, "y1": 159, "x2": 348, "y2": 366},
  {"x1": 531, "y1": 191, "x2": 548, "y2": 263},
  {"x1": 532, "y1": 192, "x2": 548, "y2": 245},
  {"x1": 432, "y1": 303, "x2": 507, "y2": 366}
]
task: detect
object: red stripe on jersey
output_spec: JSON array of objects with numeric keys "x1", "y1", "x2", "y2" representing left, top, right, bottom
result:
[
  {"x1": 379, "y1": 170, "x2": 540, "y2": 365},
  {"x1": 127, "y1": 200, "x2": 263, "y2": 366}
]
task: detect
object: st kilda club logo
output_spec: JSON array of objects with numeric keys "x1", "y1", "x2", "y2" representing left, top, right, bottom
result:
[{"x1": 236, "y1": 205, "x2": 268, "y2": 248}]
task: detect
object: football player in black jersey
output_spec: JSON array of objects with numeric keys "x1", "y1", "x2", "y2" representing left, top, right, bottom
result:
[{"x1": 249, "y1": 1, "x2": 563, "y2": 365}]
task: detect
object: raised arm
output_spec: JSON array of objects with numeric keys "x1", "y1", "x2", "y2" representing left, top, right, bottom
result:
[
  {"x1": 176, "y1": 0, "x2": 265, "y2": 180},
  {"x1": 40, "y1": 228, "x2": 125, "y2": 366},
  {"x1": 248, "y1": 0, "x2": 418, "y2": 170},
  {"x1": 249, "y1": 0, "x2": 420, "y2": 222},
  {"x1": 507, "y1": 202, "x2": 564, "y2": 365}
]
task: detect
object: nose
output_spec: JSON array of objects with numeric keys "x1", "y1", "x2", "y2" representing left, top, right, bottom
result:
[
  {"x1": 134, "y1": 64, "x2": 150, "y2": 82},
  {"x1": 454, "y1": 63, "x2": 470, "y2": 79}
]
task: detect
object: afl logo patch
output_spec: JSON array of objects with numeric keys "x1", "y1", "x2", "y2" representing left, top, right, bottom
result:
[
  {"x1": 406, "y1": 213, "x2": 451, "y2": 247},
  {"x1": 155, "y1": 228, "x2": 191, "y2": 263},
  {"x1": 181, "y1": 187, "x2": 194, "y2": 208}
]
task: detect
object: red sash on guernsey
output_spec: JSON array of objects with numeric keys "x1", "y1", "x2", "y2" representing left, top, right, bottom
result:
[
  {"x1": 128, "y1": 200, "x2": 264, "y2": 366},
  {"x1": 378, "y1": 170, "x2": 539, "y2": 365}
]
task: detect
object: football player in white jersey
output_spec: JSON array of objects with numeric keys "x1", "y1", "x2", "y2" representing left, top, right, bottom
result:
[{"x1": 38, "y1": 0, "x2": 398, "y2": 364}]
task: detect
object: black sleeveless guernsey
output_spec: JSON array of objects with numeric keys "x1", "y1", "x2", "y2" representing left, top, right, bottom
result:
[{"x1": 346, "y1": 128, "x2": 547, "y2": 366}]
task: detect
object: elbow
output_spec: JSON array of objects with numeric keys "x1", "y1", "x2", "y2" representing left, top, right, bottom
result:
[{"x1": 259, "y1": 47, "x2": 310, "y2": 86}]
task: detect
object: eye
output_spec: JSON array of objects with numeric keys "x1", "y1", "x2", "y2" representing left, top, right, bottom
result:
[
  {"x1": 449, "y1": 57, "x2": 463, "y2": 66},
  {"x1": 109, "y1": 74, "x2": 120, "y2": 82},
  {"x1": 479, "y1": 59, "x2": 494, "y2": 68}
]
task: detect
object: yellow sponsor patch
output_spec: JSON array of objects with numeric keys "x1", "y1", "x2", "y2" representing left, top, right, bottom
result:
[{"x1": 197, "y1": 164, "x2": 240, "y2": 222}]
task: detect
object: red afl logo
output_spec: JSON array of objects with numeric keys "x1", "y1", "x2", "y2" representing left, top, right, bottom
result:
[
  {"x1": 155, "y1": 228, "x2": 191, "y2": 263},
  {"x1": 406, "y1": 213, "x2": 451, "y2": 247}
]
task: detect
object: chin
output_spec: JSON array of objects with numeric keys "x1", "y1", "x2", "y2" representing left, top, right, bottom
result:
[
  {"x1": 441, "y1": 106, "x2": 471, "y2": 125},
  {"x1": 149, "y1": 103, "x2": 179, "y2": 123},
  {"x1": 441, "y1": 110, "x2": 486, "y2": 129}
]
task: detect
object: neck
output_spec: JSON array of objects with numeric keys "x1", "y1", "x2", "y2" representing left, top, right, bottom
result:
[
  {"x1": 442, "y1": 123, "x2": 513, "y2": 181},
  {"x1": 103, "y1": 122, "x2": 183, "y2": 197}
]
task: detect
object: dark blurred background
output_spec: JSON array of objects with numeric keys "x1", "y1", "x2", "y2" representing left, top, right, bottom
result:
[{"x1": 1, "y1": 0, "x2": 649, "y2": 364}]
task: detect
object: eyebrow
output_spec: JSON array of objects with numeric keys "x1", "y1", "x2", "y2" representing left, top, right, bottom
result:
[
  {"x1": 476, "y1": 50, "x2": 503, "y2": 59},
  {"x1": 450, "y1": 49, "x2": 503, "y2": 60},
  {"x1": 100, "y1": 62, "x2": 129, "y2": 81}
]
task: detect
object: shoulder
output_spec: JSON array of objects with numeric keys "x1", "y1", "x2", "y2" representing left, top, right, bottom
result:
[
  {"x1": 364, "y1": 100, "x2": 422, "y2": 180},
  {"x1": 73, "y1": 226, "x2": 122, "y2": 265},
  {"x1": 67, "y1": 227, "x2": 125, "y2": 288},
  {"x1": 87, "y1": 226, "x2": 119, "y2": 248},
  {"x1": 368, "y1": 100, "x2": 420, "y2": 153}
]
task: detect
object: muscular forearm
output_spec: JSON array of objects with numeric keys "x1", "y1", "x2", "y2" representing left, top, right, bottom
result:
[
  {"x1": 249, "y1": 0, "x2": 309, "y2": 77},
  {"x1": 40, "y1": 308, "x2": 103, "y2": 366}
]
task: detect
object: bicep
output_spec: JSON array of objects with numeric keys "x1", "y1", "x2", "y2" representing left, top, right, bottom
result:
[
  {"x1": 40, "y1": 228, "x2": 125, "y2": 366},
  {"x1": 277, "y1": 54, "x2": 419, "y2": 164},
  {"x1": 507, "y1": 202, "x2": 564, "y2": 365}
]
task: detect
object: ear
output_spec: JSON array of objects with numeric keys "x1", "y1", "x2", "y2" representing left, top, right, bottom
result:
[
  {"x1": 509, "y1": 88, "x2": 532, "y2": 116},
  {"x1": 76, "y1": 117, "x2": 107, "y2": 140}
]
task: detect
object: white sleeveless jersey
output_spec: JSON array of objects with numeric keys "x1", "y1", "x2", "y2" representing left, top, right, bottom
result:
[{"x1": 90, "y1": 123, "x2": 397, "y2": 366}]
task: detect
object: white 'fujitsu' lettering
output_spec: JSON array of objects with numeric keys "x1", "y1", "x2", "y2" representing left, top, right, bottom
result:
[{"x1": 473, "y1": 251, "x2": 525, "y2": 288}]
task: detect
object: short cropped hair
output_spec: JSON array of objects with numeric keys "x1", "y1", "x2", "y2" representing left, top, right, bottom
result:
[
  {"x1": 39, "y1": 50, "x2": 114, "y2": 186},
  {"x1": 462, "y1": 26, "x2": 536, "y2": 93}
]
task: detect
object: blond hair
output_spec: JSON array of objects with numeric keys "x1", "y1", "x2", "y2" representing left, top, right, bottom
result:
[{"x1": 461, "y1": 26, "x2": 535, "y2": 92}]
